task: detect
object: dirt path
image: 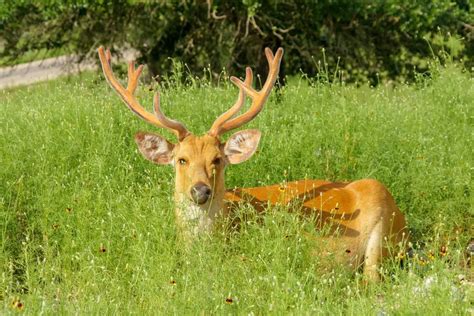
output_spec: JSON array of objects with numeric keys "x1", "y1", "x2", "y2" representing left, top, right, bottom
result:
[{"x1": 0, "y1": 55, "x2": 96, "y2": 90}]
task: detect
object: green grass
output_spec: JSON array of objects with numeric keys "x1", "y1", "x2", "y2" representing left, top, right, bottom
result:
[{"x1": 1, "y1": 65, "x2": 472, "y2": 314}]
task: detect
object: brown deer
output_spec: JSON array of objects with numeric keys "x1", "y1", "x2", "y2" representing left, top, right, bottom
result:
[{"x1": 97, "y1": 47, "x2": 407, "y2": 281}]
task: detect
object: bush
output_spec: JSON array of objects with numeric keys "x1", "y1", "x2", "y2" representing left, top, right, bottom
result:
[{"x1": 1, "y1": 0, "x2": 473, "y2": 84}]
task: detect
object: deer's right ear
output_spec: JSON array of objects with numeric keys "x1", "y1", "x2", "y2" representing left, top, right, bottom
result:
[{"x1": 134, "y1": 132, "x2": 175, "y2": 165}]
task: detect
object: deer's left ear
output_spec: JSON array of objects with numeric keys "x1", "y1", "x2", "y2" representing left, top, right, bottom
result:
[{"x1": 223, "y1": 129, "x2": 261, "y2": 164}]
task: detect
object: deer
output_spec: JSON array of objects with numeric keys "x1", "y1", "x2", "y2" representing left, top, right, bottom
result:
[{"x1": 97, "y1": 46, "x2": 408, "y2": 281}]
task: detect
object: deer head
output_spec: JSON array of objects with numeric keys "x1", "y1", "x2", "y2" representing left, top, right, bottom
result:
[{"x1": 98, "y1": 47, "x2": 283, "y2": 240}]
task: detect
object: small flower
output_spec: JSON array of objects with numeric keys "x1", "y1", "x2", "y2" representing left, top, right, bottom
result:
[
  {"x1": 427, "y1": 251, "x2": 435, "y2": 260},
  {"x1": 225, "y1": 297, "x2": 233, "y2": 304},
  {"x1": 99, "y1": 244, "x2": 106, "y2": 253},
  {"x1": 440, "y1": 246, "x2": 447, "y2": 257},
  {"x1": 11, "y1": 298, "x2": 24, "y2": 311},
  {"x1": 418, "y1": 257, "x2": 427, "y2": 266},
  {"x1": 397, "y1": 251, "x2": 405, "y2": 260},
  {"x1": 65, "y1": 207, "x2": 72, "y2": 213},
  {"x1": 278, "y1": 186, "x2": 285, "y2": 192},
  {"x1": 169, "y1": 280, "x2": 176, "y2": 285}
]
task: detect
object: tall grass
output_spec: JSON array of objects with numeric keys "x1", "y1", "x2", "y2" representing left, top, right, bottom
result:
[{"x1": 0, "y1": 64, "x2": 472, "y2": 314}]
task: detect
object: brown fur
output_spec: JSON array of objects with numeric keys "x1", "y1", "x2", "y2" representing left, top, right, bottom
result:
[
  {"x1": 226, "y1": 179, "x2": 408, "y2": 280},
  {"x1": 135, "y1": 132, "x2": 408, "y2": 281},
  {"x1": 99, "y1": 45, "x2": 408, "y2": 281}
]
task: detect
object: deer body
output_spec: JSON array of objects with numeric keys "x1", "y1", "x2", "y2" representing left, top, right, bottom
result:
[
  {"x1": 226, "y1": 179, "x2": 407, "y2": 278},
  {"x1": 98, "y1": 46, "x2": 408, "y2": 281}
]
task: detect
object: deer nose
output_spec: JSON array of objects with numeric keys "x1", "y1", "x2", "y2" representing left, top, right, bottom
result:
[{"x1": 190, "y1": 182, "x2": 212, "y2": 205}]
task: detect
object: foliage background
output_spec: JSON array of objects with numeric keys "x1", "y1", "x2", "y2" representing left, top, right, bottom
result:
[{"x1": 1, "y1": 0, "x2": 473, "y2": 84}]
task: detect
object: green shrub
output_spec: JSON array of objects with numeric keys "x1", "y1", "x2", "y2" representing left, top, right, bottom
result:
[{"x1": 1, "y1": 1, "x2": 473, "y2": 83}]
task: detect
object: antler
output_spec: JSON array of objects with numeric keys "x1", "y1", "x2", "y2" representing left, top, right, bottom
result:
[
  {"x1": 97, "y1": 46, "x2": 190, "y2": 140},
  {"x1": 208, "y1": 67, "x2": 253, "y2": 137},
  {"x1": 209, "y1": 47, "x2": 284, "y2": 137}
]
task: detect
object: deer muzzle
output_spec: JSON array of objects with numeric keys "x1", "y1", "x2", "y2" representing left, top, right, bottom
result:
[{"x1": 190, "y1": 182, "x2": 212, "y2": 205}]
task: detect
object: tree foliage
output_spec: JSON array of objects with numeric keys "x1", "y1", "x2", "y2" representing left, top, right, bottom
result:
[{"x1": 1, "y1": 0, "x2": 473, "y2": 83}]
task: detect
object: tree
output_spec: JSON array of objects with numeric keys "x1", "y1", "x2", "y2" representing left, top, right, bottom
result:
[{"x1": 1, "y1": 0, "x2": 472, "y2": 84}]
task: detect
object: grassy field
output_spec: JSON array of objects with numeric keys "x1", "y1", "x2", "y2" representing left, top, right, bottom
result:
[{"x1": 1, "y1": 64, "x2": 472, "y2": 314}]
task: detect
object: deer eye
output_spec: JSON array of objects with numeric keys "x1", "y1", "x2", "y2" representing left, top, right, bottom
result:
[
  {"x1": 212, "y1": 157, "x2": 221, "y2": 165},
  {"x1": 178, "y1": 158, "x2": 187, "y2": 165}
]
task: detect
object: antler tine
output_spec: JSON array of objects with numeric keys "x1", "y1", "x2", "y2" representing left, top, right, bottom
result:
[
  {"x1": 127, "y1": 61, "x2": 144, "y2": 94},
  {"x1": 106, "y1": 49, "x2": 112, "y2": 64},
  {"x1": 208, "y1": 67, "x2": 253, "y2": 137},
  {"x1": 97, "y1": 46, "x2": 189, "y2": 140},
  {"x1": 265, "y1": 47, "x2": 275, "y2": 61},
  {"x1": 217, "y1": 47, "x2": 284, "y2": 136}
]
